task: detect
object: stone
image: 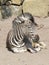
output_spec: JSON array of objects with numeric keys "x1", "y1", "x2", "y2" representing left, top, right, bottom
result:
[
  {"x1": 23, "y1": 0, "x2": 49, "y2": 17},
  {"x1": 1, "y1": 6, "x2": 12, "y2": 19},
  {"x1": 0, "y1": 0, "x2": 12, "y2": 19}
]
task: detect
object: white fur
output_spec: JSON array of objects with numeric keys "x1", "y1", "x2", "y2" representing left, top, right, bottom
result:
[
  {"x1": 11, "y1": 47, "x2": 27, "y2": 53},
  {"x1": 34, "y1": 44, "x2": 41, "y2": 52},
  {"x1": 30, "y1": 42, "x2": 46, "y2": 53}
]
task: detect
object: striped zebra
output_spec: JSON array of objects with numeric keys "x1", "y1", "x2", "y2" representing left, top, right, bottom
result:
[{"x1": 6, "y1": 13, "x2": 46, "y2": 53}]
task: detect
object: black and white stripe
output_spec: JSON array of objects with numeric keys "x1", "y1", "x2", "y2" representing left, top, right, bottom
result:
[{"x1": 6, "y1": 13, "x2": 38, "y2": 53}]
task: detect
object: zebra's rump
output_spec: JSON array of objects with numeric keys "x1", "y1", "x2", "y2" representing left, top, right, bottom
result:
[{"x1": 6, "y1": 30, "x2": 27, "y2": 52}]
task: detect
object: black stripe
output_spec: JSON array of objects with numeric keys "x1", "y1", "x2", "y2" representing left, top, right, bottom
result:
[
  {"x1": 20, "y1": 26, "x2": 24, "y2": 39},
  {"x1": 17, "y1": 25, "x2": 21, "y2": 40},
  {"x1": 18, "y1": 26, "x2": 22, "y2": 40},
  {"x1": 12, "y1": 37, "x2": 17, "y2": 45}
]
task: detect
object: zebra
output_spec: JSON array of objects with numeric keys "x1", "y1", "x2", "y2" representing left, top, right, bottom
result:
[
  {"x1": 6, "y1": 0, "x2": 46, "y2": 53},
  {"x1": 6, "y1": 13, "x2": 46, "y2": 53}
]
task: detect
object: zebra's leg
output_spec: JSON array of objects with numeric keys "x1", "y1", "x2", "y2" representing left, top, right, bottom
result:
[
  {"x1": 26, "y1": 35, "x2": 41, "y2": 53},
  {"x1": 39, "y1": 42, "x2": 46, "y2": 49},
  {"x1": 33, "y1": 43, "x2": 41, "y2": 52},
  {"x1": 32, "y1": 34, "x2": 46, "y2": 50},
  {"x1": 27, "y1": 42, "x2": 41, "y2": 53},
  {"x1": 23, "y1": 37, "x2": 38, "y2": 53},
  {"x1": 32, "y1": 42, "x2": 46, "y2": 52},
  {"x1": 11, "y1": 46, "x2": 27, "y2": 53}
]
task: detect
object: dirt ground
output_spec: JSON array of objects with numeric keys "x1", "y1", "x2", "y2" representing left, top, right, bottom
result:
[{"x1": 0, "y1": 15, "x2": 49, "y2": 65}]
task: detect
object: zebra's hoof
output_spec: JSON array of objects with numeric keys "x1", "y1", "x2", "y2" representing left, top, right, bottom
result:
[{"x1": 39, "y1": 42, "x2": 46, "y2": 49}]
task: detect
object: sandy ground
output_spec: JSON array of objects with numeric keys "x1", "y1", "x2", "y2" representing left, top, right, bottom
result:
[{"x1": 0, "y1": 16, "x2": 49, "y2": 65}]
